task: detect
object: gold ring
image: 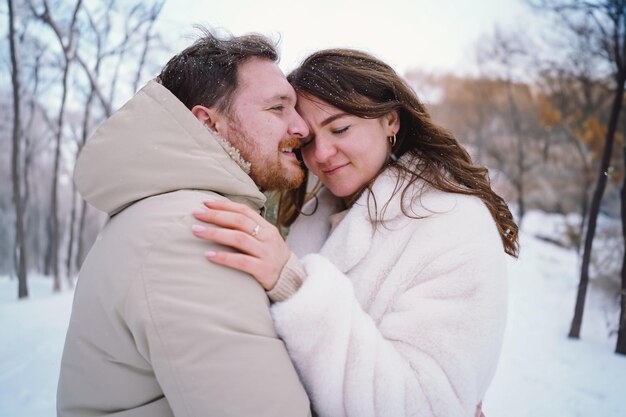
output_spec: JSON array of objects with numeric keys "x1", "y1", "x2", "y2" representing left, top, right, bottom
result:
[{"x1": 250, "y1": 224, "x2": 261, "y2": 237}]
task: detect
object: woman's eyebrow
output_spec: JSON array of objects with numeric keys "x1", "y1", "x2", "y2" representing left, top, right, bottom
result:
[{"x1": 320, "y1": 113, "x2": 350, "y2": 127}]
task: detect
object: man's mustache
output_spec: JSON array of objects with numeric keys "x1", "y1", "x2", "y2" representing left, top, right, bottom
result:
[{"x1": 278, "y1": 138, "x2": 302, "y2": 150}]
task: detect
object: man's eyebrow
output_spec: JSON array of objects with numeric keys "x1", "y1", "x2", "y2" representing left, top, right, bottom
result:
[
  {"x1": 264, "y1": 94, "x2": 294, "y2": 104},
  {"x1": 320, "y1": 113, "x2": 350, "y2": 127}
]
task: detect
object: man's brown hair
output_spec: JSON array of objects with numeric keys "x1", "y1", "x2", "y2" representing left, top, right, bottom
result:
[{"x1": 158, "y1": 28, "x2": 278, "y2": 112}]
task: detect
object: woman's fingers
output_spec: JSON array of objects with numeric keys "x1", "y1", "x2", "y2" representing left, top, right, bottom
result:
[
  {"x1": 204, "y1": 251, "x2": 275, "y2": 290},
  {"x1": 202, "y1": 199, "x2": 266, "y2": 225},
  {"x1": 192, "y1": 207, "x2": 261, "y2": 238},
  {"x1": 191, "y1": 224, "x2": 260, "y2": 257},
  {"x1": 191, "y1": 198, "x2": 290, "y2": 290}
]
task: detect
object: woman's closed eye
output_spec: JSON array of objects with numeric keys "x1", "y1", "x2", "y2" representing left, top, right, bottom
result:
[{"x1": 332, "y1": 125, "x2": 350, "y2": 135}]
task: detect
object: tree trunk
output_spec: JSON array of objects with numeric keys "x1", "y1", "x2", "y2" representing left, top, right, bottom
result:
[
  {"x1": 44, "y1": 218, "x2": 53, "y2": 276},
  {"x1": 50, "y1": 39, "x2": 75, "y2": 292},
  {"x1": 569, "y1": 136, "x2": 592, "y2": 256},
  {"x1": 74, "y1": 83, "x2": 96, "y2": 274},
  {"x1": 570, "y1": 72, "x2": 626, "y2": 338},
  {"x1": 50, "y1": 175, "x2": 60, "y2": 291},
  {"x1": 65, "y1": 181, "x2": 77, "y2": 287},
  {"x1": 617, "y1": 141, "x2": 626, "y2": 354},
  {"x1": 8, "y1": 0, "x2": 28, "y2": 299},
  {"x1": 577, "y1": 176, "x2": 591, "y2": 256},
  {"x1": 501, "y1": 74, "x2": 527, "y2": 227}
]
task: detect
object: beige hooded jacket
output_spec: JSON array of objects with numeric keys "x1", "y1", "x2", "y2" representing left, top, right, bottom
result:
[{"x1": 57, "y1": 80, "x2": 310, "y2": 417}]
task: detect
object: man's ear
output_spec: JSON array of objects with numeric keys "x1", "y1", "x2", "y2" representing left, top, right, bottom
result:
[{"x1": 191, "y1": 105, "x2": 220, "y2": 132}]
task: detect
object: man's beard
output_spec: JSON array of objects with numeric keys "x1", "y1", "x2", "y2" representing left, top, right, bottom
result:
[{"x1": 226, "y1": 118, "x2": 304, "y2": 191}]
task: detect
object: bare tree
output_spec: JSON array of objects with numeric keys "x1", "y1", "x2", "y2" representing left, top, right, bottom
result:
[
  {"x1": 31, "y1": 0, "x2": 83, "y2": 291},
  {"x1": 4, "y1": 0, "x2": 166, "y2": 293},
  {"x1": 568, "y1": 2, "x2": 626, "y2": 343},
  {"x1": 620, "y1": 130, "x2": 626, "y2": 353},
  {"x1": 64, "y1": 1, "x2": 109, "y2": 284},
  {"x1": 537, "y1": 67, "x2": 613, "y2": 253},
  {"x1": 68, "y1": 0, "x2": 165, "y2": 275},
  {"x1": 476, "y1": 27, "x2": 542, "y2": 227},
  {"x1": 8, "y1": 0, "x2": 28, "y2": 298},
  {"x1": 529, "y1": 1, "x2": 626, "y2": 351},
  {"x1": 132, "y1": 1, "x2": 164, "y2": 93}
]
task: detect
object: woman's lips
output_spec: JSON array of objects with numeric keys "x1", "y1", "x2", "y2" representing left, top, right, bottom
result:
[{"x1": 322, "y1": 163, "x2": 348, "y2": 176}]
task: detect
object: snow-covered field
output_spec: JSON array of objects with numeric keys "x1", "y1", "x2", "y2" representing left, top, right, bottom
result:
[
  {"x1": 0, "y1": 275, "x2": 73, "y2": 417},
  {"x1": 1, "y1": 211, "x2": 625, "y2": 416},
  {"x1": 484, "y1": 212, "x2": 626, "y2": 416}
]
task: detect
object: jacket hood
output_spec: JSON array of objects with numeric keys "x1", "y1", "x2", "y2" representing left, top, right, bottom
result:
[{"x1": 74, "y1": 80, "x2": 266, "y2": 215}]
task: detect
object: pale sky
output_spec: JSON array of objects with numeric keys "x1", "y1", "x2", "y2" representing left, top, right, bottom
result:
[{"x1": 154, "y1": 0, "x2": 540, "y2": 76}]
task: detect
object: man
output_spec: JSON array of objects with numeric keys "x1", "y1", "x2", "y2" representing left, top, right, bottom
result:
[{"x1": 57, "y1": 30, "x2": 310, "y2": 417}]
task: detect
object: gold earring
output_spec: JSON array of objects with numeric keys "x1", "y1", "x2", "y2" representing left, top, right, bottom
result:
[{"x1": 388, "y1": 134, "x2": 397, "y2": 147}]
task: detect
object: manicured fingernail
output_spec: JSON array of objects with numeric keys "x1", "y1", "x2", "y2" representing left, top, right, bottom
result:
[
  {"x1": 192, "y1": 225, "x2": 206, "y2": 233},
  {"x1": 192, "y1": 208, "x2": 207, "y2": 215},
  {"x1": 205, "y1": 251, "x2": 216, "y2": 258}
]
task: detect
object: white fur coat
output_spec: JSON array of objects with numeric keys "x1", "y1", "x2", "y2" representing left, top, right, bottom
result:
[{"x1": 273, "y1": 169, "x2": 508, "y2": 417}]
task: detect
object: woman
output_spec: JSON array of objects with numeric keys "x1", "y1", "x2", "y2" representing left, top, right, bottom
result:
[{"x1": 192, "y1": 49, "x2": 519, "y2": 417}]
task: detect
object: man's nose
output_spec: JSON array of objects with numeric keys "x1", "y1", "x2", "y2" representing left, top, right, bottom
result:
[{"x1": 288, "y1": 111, "x2": 310, "y2": 138}]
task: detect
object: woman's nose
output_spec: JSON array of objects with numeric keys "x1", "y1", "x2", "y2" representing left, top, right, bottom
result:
[{"x1": 312, "y1": 136, "x2": 336, "y2": 163}]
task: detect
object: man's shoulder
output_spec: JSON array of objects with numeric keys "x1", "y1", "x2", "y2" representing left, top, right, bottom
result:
[
  {"x1": 98, "y1": 189, "x2": 269, "y2": 306},
  {"x1": 107, "y1": 190, "x2": 223, "y2": 232},
  {"x1": 129, "y1": 189, "x2": 226, "y2": 219},
  {"x1": 93, "y1": 189, "x2": 226, "y2": 267}
]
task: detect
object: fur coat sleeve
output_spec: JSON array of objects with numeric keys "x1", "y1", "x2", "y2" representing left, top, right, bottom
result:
[{"x1": 274, "y1": 178, "x2": 508, "y2": 417}]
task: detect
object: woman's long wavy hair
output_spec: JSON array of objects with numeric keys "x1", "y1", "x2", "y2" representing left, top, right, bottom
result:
[{"x1": 279, "y1": 49, "x2": 519, "y2": 257}]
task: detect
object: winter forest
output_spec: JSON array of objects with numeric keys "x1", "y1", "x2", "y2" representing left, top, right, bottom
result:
[{"x1": 2, "y1": 0, "x2": 626, "y2": 416}]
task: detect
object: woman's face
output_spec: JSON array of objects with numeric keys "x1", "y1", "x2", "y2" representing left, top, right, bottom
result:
[{"x1": 297, "y1": 95, "x2": 399, "y2": 198}]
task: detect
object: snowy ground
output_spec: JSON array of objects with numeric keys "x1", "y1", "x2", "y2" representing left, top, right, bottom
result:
[
  {"x1": 0, "y1": 275, "x2": 73, "y2": 417},
  {"x1": 1, "y1": 211, "x2": 625, "y2": 416},
  {"x1": 484, "y1": 212, "x2": 626, "y2": 416}
]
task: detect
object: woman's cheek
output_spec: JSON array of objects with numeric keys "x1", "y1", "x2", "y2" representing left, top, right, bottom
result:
[{"x1": 301, "y1": 149, "x2": 315, "y2": 171}]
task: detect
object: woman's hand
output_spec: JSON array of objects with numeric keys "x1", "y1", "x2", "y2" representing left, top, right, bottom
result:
[{"x1": 191, "y1": 199, "x2": 291, "y2": 291}]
